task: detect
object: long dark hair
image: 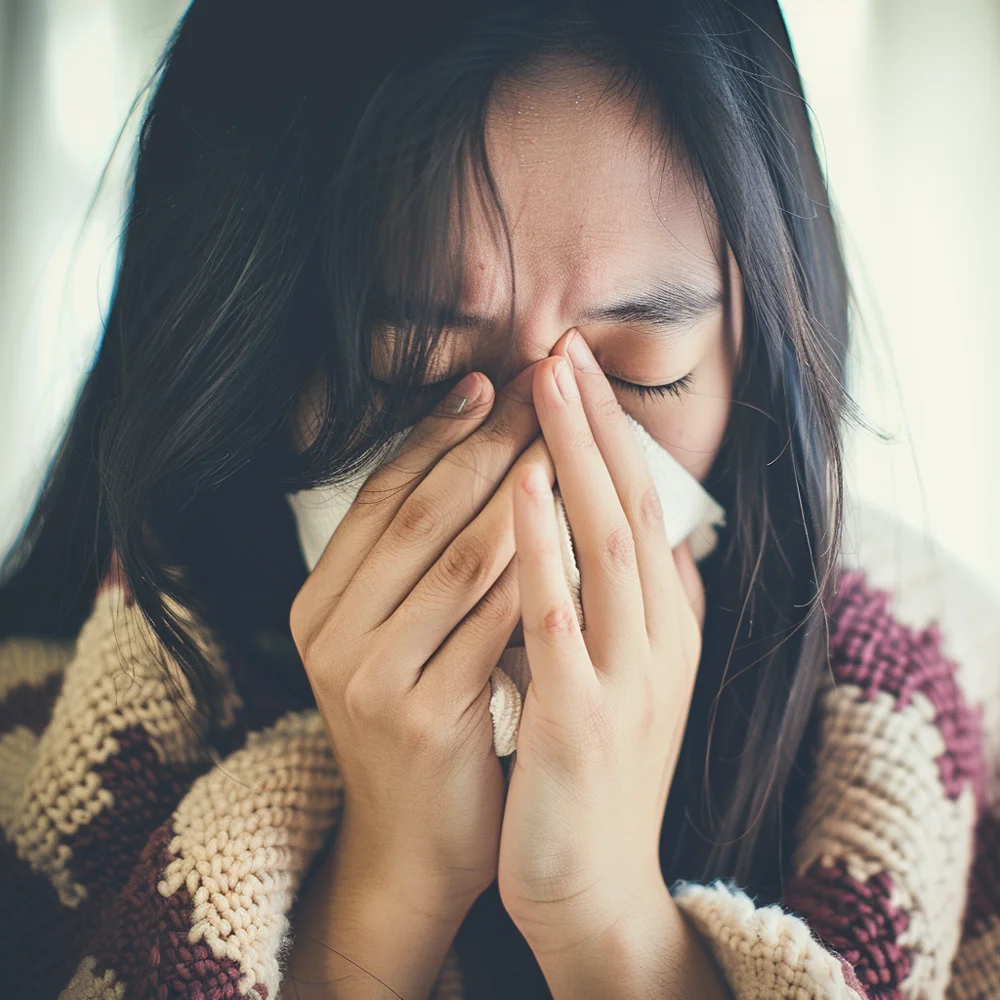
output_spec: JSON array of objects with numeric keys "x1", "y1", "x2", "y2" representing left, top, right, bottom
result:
[{"x1": 1, "y1": 0, "x2": 852, "y2": 913}]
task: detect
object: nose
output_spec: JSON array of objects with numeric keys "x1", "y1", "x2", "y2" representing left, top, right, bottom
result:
[{"x1": 480, "y1": 325, "x2": 578, "y2": 398}]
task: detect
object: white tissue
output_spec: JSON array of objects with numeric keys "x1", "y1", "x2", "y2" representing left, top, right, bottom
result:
[{"x1": 287, "y1": 412, "x2": 726, "y2": 761}]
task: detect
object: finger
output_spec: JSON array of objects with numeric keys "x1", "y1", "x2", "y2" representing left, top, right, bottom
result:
[
  {"x1": 557, "y1": 330, "x2": 683, "y2": 644},
  {"x1": 513, "y1": 460, "x2": 595, "y2": 707},
  {"x1": 374, "y1": 437, "x2": 552, "y2": 694},
  {"x1": 300, "y1": 371, "x2": 494, "y2": 624},
  {"x1": 531, "y1": 352, "x2": 646, "y2": 662},
  {"x1": 338, "y1": 364, "x2": 539, "y2": 627},
  {"x1": 415, "y1": 555, "x2": 521, "y2": 713}
]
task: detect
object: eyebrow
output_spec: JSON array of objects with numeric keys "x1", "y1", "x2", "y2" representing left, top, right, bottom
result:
[
  {"x1": 579, "y1": 282, "x2": 724, "y2": 334},
  {"x1": 372, "y1": 280, "x2": 723, "y2": 340}
]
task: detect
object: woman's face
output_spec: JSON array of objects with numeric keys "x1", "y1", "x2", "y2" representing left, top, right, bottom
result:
[{"x1": 373, "y1": 57, "x2": 744, "y2": 481}]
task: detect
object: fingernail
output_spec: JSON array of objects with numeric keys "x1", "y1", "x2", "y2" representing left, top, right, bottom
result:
[
  {"x1": 439, "y1": 372, "x2": 484, "y2": 414},
  {"x1": 567, "y1": 330, "x2": 593, "y2": 369},
  {"x1": 553, "y1": 359, "x2": 578, "y2": 400}
]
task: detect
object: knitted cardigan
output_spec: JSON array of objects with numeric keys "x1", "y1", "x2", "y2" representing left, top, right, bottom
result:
[{"x1": 2, "y1": 500, "x2": 999, "y2": 1000}]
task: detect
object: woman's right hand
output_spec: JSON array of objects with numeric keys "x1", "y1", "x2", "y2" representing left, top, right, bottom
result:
[{"x1": 290, "y1": 364, "x2": 547, "y2": 922}]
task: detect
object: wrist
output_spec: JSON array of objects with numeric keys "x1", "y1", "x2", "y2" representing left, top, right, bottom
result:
[
  {"x1": 524, "y1": 876, "x2": 675, "y2": 963},
  {"x1": 506, "y1": 865, "x2": 666, "y2": 959},
  {"x1": 332, "y1": 848, "x2": 475, "y2": 930},
  {"x1": 286, "y1": 846, "x2": 470, "y2": 1000},
  {"x1": 531, "y1": 882, "x2": 732, "y2": 1000},
  {"x1": 334, "y1": 823, "x2": 484, "y2": 926}
]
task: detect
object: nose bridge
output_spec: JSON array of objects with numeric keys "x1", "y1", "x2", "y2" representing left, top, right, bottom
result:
[
  {"x1": 472, "y1": 225, "x2": 581, "y2": 389},
  {"x1": 490, "y1": 301, "x2": 572, "y2": 389}
]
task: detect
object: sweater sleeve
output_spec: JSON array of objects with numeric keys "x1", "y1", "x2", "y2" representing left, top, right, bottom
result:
[
  {"x1": 672, "y1": 502, "x2": 1000, "y2": 1000},
  {"x1": 0, "y1": 574, "x2": 457, "y2": 1000},
  {"x1": 673, "y1": 881, "x2": 871, "y2": 999},
  {"x1": 0, "y1": 578, "x2": 340, "y2": 999}
]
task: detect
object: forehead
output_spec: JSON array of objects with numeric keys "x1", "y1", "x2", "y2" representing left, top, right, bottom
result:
[{"x1": 456, "y1": 57, "x2": 721, "y2": 310}]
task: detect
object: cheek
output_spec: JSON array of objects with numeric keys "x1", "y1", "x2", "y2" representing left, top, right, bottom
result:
[
  {"x1": 670, "y1": 378, "x2": 732, "y2": 482},
  {"x1": 625, "y1": 336, "x2": 733, "y2": 482}
]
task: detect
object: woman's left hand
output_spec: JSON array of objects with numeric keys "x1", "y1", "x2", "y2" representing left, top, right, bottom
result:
[{"x1": 497, "y1": 328, "x2": 707, "y2": 958}]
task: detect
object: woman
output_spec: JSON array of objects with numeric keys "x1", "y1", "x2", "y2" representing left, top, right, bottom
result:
[{"x1": 1, "y1": 0, "x2": 997, "y2": 997}]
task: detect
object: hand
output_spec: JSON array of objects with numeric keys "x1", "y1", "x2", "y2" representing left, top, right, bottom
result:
[
  {"x1": 290, "y1": 364, "x2": 547, "y2": 920},
  {"x1": 496, "y1": 329, "x2": 706, "y2": 957}
]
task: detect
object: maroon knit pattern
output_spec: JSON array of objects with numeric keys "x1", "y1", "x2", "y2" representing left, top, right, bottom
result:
[
  {"x1": 66, "y1": 725, "x2": 208, "y2": 905},
  {"x1": 0, "y1": 670, "x2": 63, "y2": 736},
  {"x1": 784, "y1": 860, "x2": 910, "y2": 1000},
  {"x1": 963, "y1": 809, "x2": 1000, "y2": 936},
  {"x1": 2, "y1": 559, "x2": 996, "y2": 998},
  {"x1": 91, "y1": 823, "x2": 267, "y2": 1000},
  {"x1": 828, "y1": 571, "x2": 986, "y2": 805}
]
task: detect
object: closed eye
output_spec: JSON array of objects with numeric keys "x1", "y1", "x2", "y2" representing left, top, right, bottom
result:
[
  {"x1": 371, "y1": 370, "x2": 694, "y2": 403},
  {"x1": 605, "y1": 372, "x2": 694, "y2": 400}
]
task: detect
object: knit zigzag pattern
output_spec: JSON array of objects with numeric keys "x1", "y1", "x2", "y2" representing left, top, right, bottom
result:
[{"x1": 1, "y1": 502, "x2": 999, "y2": 999}]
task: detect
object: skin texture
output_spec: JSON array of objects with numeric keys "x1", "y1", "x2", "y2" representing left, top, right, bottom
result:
[
  {"x1": 371, "y1": 56, "x2": 744, "y2": 653},
  {"x1": 373, "y1": 58, "x2": 743, "y2": 481},
  {"x1": 504, "y1": 328, "x2": 728, "y2": 995},
  {"x1": 286, "y1": 57, "x2": 739, "y2": 1000}
]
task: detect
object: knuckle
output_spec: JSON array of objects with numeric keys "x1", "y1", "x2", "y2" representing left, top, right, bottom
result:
[
  {"x1": 399, "y1": 703, "x2": 438, "y2": 756},
  {"x1": 526, "y1": 534, "x2": 559, "y2": 561},
  {"x1": 526, "y1": 601, "x2": 578, "y2": 643},
  {"x1": 392, "y1": 490, "x2": 444, "y2": 543},
  {"x1": 637, "y1": 484, "x2": 664, "y2": 532},
  {"x1": 292, "y1": 608, "x2": 332, "y2": 681},
  {"x1": 341, "y1": 671, "x2": 369, "y2": 720},
  {"x1": 600, "y1": 522, "x2": 637, "y2": 577},
  {"x1": 342, "y1": 668, "x2": 381, "y2": 723},
  {"x1": 438, "y1": 533, "x2": 493, "y2": 592},
  {"x1": 298, "y1": 629, "x2": 326, "y2": 677}
]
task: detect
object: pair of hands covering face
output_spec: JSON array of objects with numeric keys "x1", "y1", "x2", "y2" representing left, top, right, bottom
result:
[{"x1": 289, "y1": 328, "x2": 705, "y2": 960}]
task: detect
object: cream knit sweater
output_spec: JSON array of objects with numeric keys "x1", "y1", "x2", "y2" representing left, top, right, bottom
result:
[{"x1": 1, "y1": 499, "x2": 999, "y2": 999}]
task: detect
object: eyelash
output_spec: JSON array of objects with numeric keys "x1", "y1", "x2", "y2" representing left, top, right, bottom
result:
[
  {"x1": 605, "y1": 372, "x2": 694, "y2": 400},
  {"x1": 372, "y1": 370, "x2": 694, "y2": 402}
]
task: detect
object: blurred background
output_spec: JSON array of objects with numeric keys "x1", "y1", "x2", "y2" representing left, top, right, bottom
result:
[{"x1": 1, "y1": 0, "x2": 998, "y2": 593}]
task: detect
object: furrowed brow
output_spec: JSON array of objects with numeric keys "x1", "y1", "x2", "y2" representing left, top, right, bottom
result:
[
  {"x1": 580, "y1": 281, "x2": 724, "y2": 333},
  {"x1": 371, "y1": 280, "x2": 723, "y2": 338}
]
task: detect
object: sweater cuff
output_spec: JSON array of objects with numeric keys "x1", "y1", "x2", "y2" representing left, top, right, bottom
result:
[{"x1": 672, "y1": 881, "x2": 869, "y2": 1000}]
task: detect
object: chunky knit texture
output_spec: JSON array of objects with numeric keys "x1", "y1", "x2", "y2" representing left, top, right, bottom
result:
[{"x1": 1, "y1": 500, "x2": 999, "y2": 999}]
